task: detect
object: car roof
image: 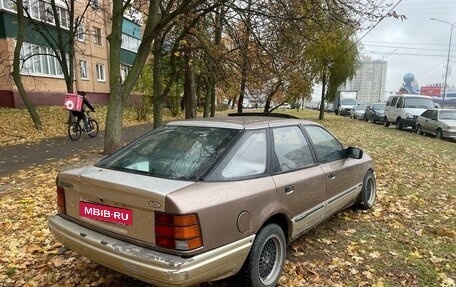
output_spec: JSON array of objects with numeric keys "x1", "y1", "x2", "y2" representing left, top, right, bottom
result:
[
  {"x1": 424, "y1": 108, "x2": 456, "y2": 112},
  {"x1": 166, "y1": 115, "x2": 320, "y2": 130},
  {"x1": 392, "y1": 94, "x2": 433, "y2": 99}
]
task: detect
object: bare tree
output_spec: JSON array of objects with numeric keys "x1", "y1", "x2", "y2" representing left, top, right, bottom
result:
[
  {"x1": 12, "y1": 0, "x2": 96, "y2": 128},
  {"x1": 12, "y1": 0, "x2": 42, "y2": 129},
  {"x1": 105, "y1": 0, "x2": 221, "y2": 153}
]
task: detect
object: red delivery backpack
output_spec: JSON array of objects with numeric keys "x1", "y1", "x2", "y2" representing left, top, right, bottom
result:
[{"x1": 63, "y1": 93, "x2": 83, "y2": 111}]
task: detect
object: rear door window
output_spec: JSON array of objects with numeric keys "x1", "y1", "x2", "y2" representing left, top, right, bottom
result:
[
  {"x1": 396, "y1": 97, "x2": 404, "y2": 108},
  {"x1": 391, "y1": 97, "x2": 398, "y2": 107}
]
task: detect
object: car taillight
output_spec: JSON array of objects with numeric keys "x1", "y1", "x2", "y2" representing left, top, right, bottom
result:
[
  {"x1": 56, "y1": 186, "x2": 66, "y2": 215},
  {"x1": 155, "y1": 212, "x2": 203, "y2": 251}
]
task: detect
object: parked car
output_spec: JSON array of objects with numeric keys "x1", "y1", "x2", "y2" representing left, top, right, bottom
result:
[
  {"x1": 337, "y1": 98, "x2": 358, "y2": 116},
  {"x1": 364, "y1": 102, "x2": 386, "y2": 123},
  {"x1": 48, "y1": 114, "x2": 376, "y2": 287},
  {"x1": 350, "y1": 104, "x2": 368, "y2": 120},
  {"x1": 325, "y1": 103, "x2": 334, "y2": 113},
  {"x1": 416, "y1": 109, "x2": 456, "y2": 139},
  {"x1": 383, "y1": 94, "x2": 435, "y2": 130}
]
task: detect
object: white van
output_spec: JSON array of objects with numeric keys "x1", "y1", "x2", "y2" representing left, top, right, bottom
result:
[{"x1": 383, "y1": 94, "x2": 436, "y2": 130}]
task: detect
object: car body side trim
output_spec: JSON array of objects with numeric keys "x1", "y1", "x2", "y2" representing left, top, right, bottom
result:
[
  {"x1": 327, "y1": 185, "x2": 357, "y2": 205},
  {"x1": 290, "y1": 203, "x2": 325, "y2": 240},
  {"x1": 294, "y1": 203, "x2": 325, "y2": 223},
  {"x1": 290, "y1": 182, "x2": 362, "y2": 241},
  {"x1": 325, "y1": 183, "x2": 363, "y2": 217},
  {"x1": 48, "y1": 215, "x2": 254, "y2": 287}
]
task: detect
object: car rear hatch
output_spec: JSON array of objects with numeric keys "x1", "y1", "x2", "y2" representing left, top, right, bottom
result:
[{"x1": 57, "y1": 166, "x2": 194, "y2": 244}]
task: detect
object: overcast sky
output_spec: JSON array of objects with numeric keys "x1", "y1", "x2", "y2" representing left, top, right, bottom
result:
[{"x1": 360, "y1": 0, "x2": 456, "y2": 93}]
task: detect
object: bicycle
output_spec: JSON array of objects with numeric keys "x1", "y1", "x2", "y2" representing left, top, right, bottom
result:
[{"x1": 67, "y1": 111, "x2": 99, "y2": 141}]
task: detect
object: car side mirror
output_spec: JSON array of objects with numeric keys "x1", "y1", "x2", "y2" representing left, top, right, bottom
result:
[{"x1": 346, "y1": 147, "x2": 363, "y2": 159}]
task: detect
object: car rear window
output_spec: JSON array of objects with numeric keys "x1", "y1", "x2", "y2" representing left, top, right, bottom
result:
[
  {"x1": 96, "y1": 126, "x2": 240, "y2": 180},
  {"x1": 373, "y1": 103, "x2": 385, "y2": 110},
  {"x1": 440, "y1": 110, "x2": 456, "y2": 120}
]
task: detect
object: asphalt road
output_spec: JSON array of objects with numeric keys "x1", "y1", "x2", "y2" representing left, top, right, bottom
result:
[{"x1": 0, "y1": 123, "x2": 154, "y2": 177}]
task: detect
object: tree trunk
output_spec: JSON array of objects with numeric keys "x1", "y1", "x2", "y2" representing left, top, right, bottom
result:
[
  {"x1": 237, "y1": 0, "x2": 252, "y2": 114},
  {"x1": 210, "y1": 76, "x2": 216, "y2": 117},
  {"x1": 104, "y1": 0, "x2": 125, "y2": 154},
  {"x1": 203, "y1": 76, "x2": 210, "y2": 117},
  {"x1": 12, "y1": 0, "x2": 42, "y2": 130},
  {"x1": 153, "y1": 33, "x2": 164, "y2": 128},
  {"x1": 184, "y1": 51, "x2": 196, "y2": 119},
  {"x1": 264, "y1": 97, "x2": 271, "y2": 112},
  {"x1": 319, "y1": 72, "x2": 327, "y2": 120},
  {"x1": 237, "y1": 58, "x2": 248, "y2": 113},
  {"x1": 231, "y1": 96, "x2": 237, "y2": 110},
  {"x1": 209, "y1": 4, "x2": 224, "y2": 117}
]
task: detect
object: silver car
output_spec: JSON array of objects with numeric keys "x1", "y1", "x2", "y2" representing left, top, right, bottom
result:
[
  {"x1": 48, "y1": 115, "x2": 376, "y2": 287},
  {"x1": 416, "y1": 109, "x2": 456, "y2": 139},
  {"x1": 350, "y1": 104, "x2": 367, "y2": 120}
]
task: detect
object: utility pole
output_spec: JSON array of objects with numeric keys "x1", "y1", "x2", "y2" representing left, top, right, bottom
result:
[{"x1": 430, "y1": 18, "x2": 456, "y2": 100}]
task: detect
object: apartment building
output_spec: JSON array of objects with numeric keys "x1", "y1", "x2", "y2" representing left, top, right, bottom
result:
[
  {"x1": 0, "y1": 0, "x2": 142, "y2": 107},
  {"x1": 343, "y1": 56, "x2": 387, "y2": 103}
]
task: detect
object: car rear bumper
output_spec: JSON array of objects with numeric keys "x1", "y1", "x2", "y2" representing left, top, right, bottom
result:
[{"x1": 48, "y1": 215, "x2": 254, "y2": 287}]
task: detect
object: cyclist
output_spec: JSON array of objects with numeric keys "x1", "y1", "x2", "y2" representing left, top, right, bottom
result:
[{"x1": 72, "y1": 91, "x2": 95, "y2": 132}]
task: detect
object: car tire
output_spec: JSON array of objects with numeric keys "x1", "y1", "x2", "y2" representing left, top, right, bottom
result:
[
  {"x1": 396, "y1": 118, "x2": 404, "y2": 130},
  {"x1": 436, "y1": 129, "x2": 443, "y2": 139},
  {"x1": 384, "y1": 118, "x2": 390, "y2": 127},
  {"x1": 416, "y1": 125, "x2": 423, "y2": 135},
  {"x1": 355, "y1": 170, "x2": 376, "y2": 210},
  {"x1": 240, "y1": 224, "x2": 286, "y2": 287}
]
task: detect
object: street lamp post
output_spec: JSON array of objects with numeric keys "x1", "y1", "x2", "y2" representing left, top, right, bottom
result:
[{"x1": 430, "y1": 18, "x2": 456, "y2": 100}]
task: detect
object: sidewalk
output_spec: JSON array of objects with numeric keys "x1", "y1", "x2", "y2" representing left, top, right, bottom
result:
[{"x1": 0, "y1": 123, "x2": 154, "y2": 177}]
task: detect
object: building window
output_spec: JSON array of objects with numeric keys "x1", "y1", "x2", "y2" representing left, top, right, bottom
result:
[
  {"x1": 120, "y1": 64, "x2": 131, "y2": 82},
  {"x1": 20, "y1": 42, "x2": 67, "y2": 78},
  {"x1": 79, "y1": 60, "x2": 88, "y2": 80},
  {"x1": 2, "y1": 0, "x2": 17, "y2": 11},
  {"x1": 58, "y1": 7, "x2": 69, "y2": 28},
  {"x1": 124, "y1": 4, "x2": 143, "y2": 25},
  {"x1": 121, "y1": 34, "x2": 141, "y2": 52},
  {"x1": 93, "y1": 27, "x2": 103, "y2": 46},
  {"x1": 96, "y1": 63, "x2": 105, "y2": 82},
  {"x1": 76, "y1": 20, "x2": 85, "y2": 41},
  {"x1": 21, "y1": 0, "x2": 69, "y2": 29},
  {"x1": 89, "y1": 0, "x2": 100, "y2": 10}
]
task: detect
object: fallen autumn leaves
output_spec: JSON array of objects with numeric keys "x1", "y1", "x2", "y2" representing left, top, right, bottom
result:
[{"x1": 0, "y1": 108, "x2": 455, "y2": 287}]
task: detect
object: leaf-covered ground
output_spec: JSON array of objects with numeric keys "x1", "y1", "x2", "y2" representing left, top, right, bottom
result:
[
  {"x1": 0, "y1": 106, "x2": 147, "y2": 147},
  {"x1": 0, "y1": 108, "x2": 455, "y2": 287}
]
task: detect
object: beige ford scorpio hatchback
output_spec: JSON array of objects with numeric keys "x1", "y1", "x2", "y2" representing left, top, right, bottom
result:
[{"x1": 48, "y1": 114, "x2": 376, "y2": 287}]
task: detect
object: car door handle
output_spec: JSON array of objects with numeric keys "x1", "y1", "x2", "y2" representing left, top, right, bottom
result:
[
  {"x1": 328, "y1": 172, "x2": 336, "y2": 180},
  {"x1": 285, "y1": 185, "x2": 294, "y2": 194}
]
